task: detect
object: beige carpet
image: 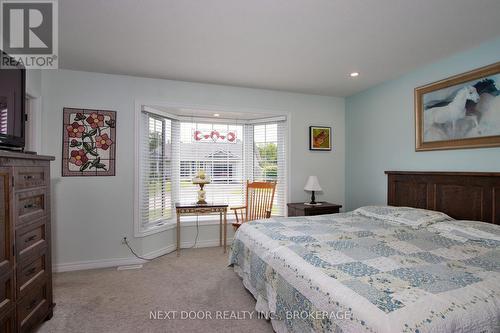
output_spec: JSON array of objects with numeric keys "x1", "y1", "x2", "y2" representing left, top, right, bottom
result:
[{"x1": 39, "y1": 247, "x2": 273, "y2": 333}]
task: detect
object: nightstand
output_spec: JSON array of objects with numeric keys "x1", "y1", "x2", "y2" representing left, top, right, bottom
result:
[{"x1": 287, "y1": 202, "x2": 342, "y2": 217}]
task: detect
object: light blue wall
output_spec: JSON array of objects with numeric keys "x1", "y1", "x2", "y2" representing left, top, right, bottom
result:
[
  {"x1": 41, "y1": 70, "x2": 345, "y2": 268},
  {"x1": 346, "y1": 37, "x2": 500, "y2": 211},
  {"x1": 26, "y1": 69, "x2": 42, "y2": 97}
]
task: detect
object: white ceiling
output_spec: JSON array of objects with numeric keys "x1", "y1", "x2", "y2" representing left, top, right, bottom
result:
[{"x1": 59, "y1": 0, "x2": 500, "y2": 97}]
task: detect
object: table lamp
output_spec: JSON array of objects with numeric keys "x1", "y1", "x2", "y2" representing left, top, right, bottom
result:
[
  {"x1": 304, "y1": 176, "x2": 322, "y2": 205},
  {"x1": 192, "y1": 169, "x2": 210, "y2": 204}
]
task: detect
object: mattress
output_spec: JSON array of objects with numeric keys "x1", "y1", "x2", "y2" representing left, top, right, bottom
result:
[{"x1": 228, "y1": 210, "x2": 500, "y2": 333}]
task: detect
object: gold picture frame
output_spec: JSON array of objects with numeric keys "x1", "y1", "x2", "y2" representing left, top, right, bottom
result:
[{"x1": 415, "y1": 62, "x2": 500, "y2": 151}]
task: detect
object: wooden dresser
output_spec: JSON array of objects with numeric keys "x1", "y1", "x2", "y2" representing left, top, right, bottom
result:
[{"x1": 0, "y1": 151, "x2": 54, "y2": 333}]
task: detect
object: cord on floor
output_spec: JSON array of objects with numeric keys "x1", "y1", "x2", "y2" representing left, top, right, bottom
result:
[
  {"x1": 188, "y1": 214, "x2": 200, "y2": 249},
  {"x1": 123, "y1": 237, "x2": 151, "y2": 261},
  {"x1": 123, "y1": 215, "x2": 200, "y2": 260}
]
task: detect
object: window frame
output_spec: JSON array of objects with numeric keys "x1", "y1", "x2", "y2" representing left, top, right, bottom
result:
[
  {"x1": 134, "y1": 104, "x2": 289, "y2": 238},
  {"x1": 252, "y1": 121, "x2": 286, "y2": 216},
  {"x1": 135, "y1": 108, "x2": 177, "y2": 237}
]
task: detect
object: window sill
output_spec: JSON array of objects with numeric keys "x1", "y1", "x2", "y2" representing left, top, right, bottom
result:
[
  {"x1": 135, "y1": 221, "x2": 176, "y2": 237},
  {"x1": 135, "y1": 216, "x2": 233, "y2": 238}
]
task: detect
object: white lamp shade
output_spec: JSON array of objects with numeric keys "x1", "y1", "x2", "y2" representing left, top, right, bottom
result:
[{"x1": 304, "y1": 176, "x2": 322, "y2": 192}]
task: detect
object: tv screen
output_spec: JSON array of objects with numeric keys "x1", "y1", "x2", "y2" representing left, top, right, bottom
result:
[{"x1": 0, "y1": 51, "x2": 25, "y2": 149}]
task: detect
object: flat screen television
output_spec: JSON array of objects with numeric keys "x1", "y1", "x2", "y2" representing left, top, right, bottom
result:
[{"x1": 0, "y1": 51, "x2": 26, "y2": 149}]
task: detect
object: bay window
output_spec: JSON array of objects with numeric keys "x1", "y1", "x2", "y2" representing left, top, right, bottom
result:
[
  {"x1": 139, "y1": 112, "x2": 173, "y2": 231},
  {"x1": 179, "y1": 122, "x2": 245, "y2": 207},
  {"x1": 137, "y1": 109, "x2": 287, "y2": 235},
  {"x1": 253, "y1": 122, "x2": 287, "y2": 216}
]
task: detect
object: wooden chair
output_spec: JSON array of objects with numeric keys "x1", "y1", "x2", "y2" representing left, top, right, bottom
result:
[{"x1": 231, "y1": 181, "x2": 277, "y2": 230}]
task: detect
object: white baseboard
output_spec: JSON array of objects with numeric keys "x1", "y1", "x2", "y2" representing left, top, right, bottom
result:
[
  {"x1": 53, "y1": 238, "x2": 233, "y2": 273},
  {"x1": 53, "y1": 256, "x2": 147, "y2": 273}
]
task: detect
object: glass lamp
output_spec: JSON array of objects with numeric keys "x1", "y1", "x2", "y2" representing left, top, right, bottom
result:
[
  {"x1": 192, "y1": 169, "x2": 211, "y2": 204},
  {"x1": 304, "y1": 176, "x2": 322, "y2": 205}
]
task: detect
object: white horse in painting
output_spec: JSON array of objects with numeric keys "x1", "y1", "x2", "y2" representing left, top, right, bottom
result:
[{"x1": 424, "y1": 86, "x2": 480, "y2": 138}]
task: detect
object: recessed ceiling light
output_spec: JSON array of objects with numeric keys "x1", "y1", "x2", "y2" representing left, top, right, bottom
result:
[
  {"x1": 350, "y1": 72, "x2": 359, "y2": 78},
  {"x1": 213, "y1": 113, "x2": 220, "y2": 117}
]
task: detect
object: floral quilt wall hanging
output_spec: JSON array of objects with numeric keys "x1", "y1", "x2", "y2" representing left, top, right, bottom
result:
[{"x1": 62, "y1": 108, "x2": 116, "y2": 176}]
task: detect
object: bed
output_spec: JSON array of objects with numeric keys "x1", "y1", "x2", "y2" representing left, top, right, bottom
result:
[{"x1": 229, "y1": 171, "x2": 500, "y2": 333}]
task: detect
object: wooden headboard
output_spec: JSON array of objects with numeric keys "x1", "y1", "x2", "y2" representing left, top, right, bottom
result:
[{"x1": 386, "y1": 171, "x2": 500, "y2": 225}]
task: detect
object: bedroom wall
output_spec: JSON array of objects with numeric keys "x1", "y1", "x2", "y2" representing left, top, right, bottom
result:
[
  {"x1": 26, "y1": 69, "x2": 42, "y2": 97},
  {"x1": 40, "y1": 70, "x2": 345, "y2": 270},
  {"x1": 346, "y1": 37, "x2": 500, "y2": 211}
]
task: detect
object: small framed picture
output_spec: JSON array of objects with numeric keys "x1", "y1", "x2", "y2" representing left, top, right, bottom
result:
[{"x1": 309, "y1": 126, "x2": 332, "y2": 151}]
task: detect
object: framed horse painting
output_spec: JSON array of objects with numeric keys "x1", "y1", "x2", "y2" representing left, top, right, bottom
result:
[{"x1": 415, "y1": 62, "x2": 500, "y2": 151}]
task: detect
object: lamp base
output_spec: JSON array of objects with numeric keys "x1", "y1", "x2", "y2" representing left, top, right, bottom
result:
[
  {"x1": 196, "y1": 183, "x2": 208, "y2": 205},
  {"x1": 309, "y1": 191, "x2": 317, "y2": 205}
]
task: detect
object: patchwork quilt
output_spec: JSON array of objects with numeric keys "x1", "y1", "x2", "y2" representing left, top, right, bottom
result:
[{"x1": 229, "y1": 210, "x2": 500, "y2": 333}]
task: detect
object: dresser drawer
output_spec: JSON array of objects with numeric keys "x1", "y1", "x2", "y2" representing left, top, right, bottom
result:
[
  {"x1": 0, "y1": 271, "x2": 14, "y2": 318},
  {"x1": 0, "y1": 307, "x2": 15, "y2": 333},
  {"x1": 15, "y1": 189, "x2": 49, "y2": 226},
  {"x1": 14, "y1": 167, "x2": 48, "y2": 191},
  {"x1": 304, "y1": 206, "x2": 341, "y2": 216},
  {"x1": 287, "y1": 203, "x2": 342, "y2": 217},
  {"x1": 17, "y1": 279, "x2": 49, "y2": 333},
  {"x1": 16, "y1": 218, "x2": 47, "y2": 261},
  {"x1": 17, "y1": 249, "x2": 48, "y2": 298}
]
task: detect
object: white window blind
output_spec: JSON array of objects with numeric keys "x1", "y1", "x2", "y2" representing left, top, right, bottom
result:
[
  {"x1": 138, "y1": 113, "x2": 287, "y2": 234},
  {"x1": 179, "y1": 122, "x2": 245, "y2": 207},
  {"x1": 139, "y1": 112, "x2": 173, "y2": 229},
  {"x1": 252, "y1": 122, "x2": 287, "y2": 216}
]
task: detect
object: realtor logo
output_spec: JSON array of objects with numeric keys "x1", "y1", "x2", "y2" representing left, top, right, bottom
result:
[{"x1": 0, "y1": 0, "x2": 58, "y2": 68}]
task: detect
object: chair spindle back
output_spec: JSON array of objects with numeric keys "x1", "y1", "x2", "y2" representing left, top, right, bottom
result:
[{"x1": 246, "y1": 180, "x2": 276, "y2": 221}]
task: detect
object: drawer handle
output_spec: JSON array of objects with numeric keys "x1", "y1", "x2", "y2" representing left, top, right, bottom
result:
[
  {"x1": 24, "y1": 203, "x2": 35, "y2": 209},
  {"x1": 27, "y1": 299, "x2": 38, "y2": 311},
  {"x1": 25, "y1": 235, "x2": 37, "y2": 243},
  {"x1": 24, "y1": 175, "x2": 34, "y2": 180},
  {"x1": 25, "y1": 267, "x2": 36, "y2": 277}
]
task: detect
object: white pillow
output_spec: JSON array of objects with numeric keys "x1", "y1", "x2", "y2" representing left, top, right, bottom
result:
[
  {"x1": 354, "y1": 205, "x2": 452, "y2": 228},
  {"x1": 428, "y1": 220, "x2": 500, "y2": 242}
]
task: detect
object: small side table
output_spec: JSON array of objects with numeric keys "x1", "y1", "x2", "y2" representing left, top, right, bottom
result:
[
  {"x1": 287, "y1": 202, "x2": 342, "y2": 217},
  {"x1": 175, "y1": 203, "x2": 228, "y2": 255}
]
